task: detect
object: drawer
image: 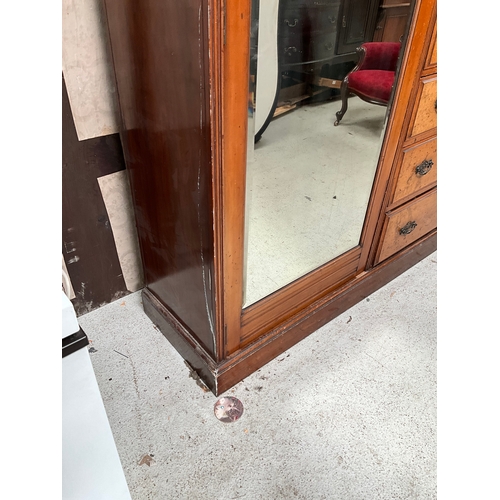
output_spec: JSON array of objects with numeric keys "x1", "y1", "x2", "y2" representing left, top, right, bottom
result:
[
  {"x1": 281, "y1": 32, "x2": 337, "y2": 65},
  {"x1": 377, "y1": 188, "x2": 437, "y2": 263},
  {"x1": 281, "y1": 5, "x2": 340, "y2": 36},
  {"x1": 409, "y1": 76, "x2": 437, "y2": 138},
  {"x1": 280, "y1": 19, "x2": 338, "y2": 41},
  {"x1": 392, "y1": 137, "x2": 437, "y2": 205}
]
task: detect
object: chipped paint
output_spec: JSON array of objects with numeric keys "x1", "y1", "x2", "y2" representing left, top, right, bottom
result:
[{"x1": 64, "y1": 241, "x2": 77, "y2": 254}]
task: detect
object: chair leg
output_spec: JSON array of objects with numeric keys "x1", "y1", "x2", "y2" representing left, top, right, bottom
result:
[{"x1": 334, "y1": 79, "x2": 350, "y2": 126}]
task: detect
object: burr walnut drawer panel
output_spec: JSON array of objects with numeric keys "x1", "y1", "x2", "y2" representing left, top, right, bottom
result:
[
  {"x1": 392, "y1": 137, "x2": 437, "y2": 205},
  {"x1": 377, "y1": 188, "x2": 437, "y2": 263},
  {"x1": 409, "y1": 76, "x2": 437, "y2": 138}
]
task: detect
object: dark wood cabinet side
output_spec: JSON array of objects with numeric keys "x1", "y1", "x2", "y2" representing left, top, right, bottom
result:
[
  {"x1": 101, "y1": 0, "x2": 437, "y2": 395},
  {"x1": 102, "y1": 0, "x2": 218, "y2": 357}
]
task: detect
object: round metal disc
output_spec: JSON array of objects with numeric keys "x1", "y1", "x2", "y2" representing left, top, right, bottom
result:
[{"x1": 214, "y1": 397, "x2": 244, "y2": 423}]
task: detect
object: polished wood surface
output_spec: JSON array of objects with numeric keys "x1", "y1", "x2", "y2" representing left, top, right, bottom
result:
[
  {"x1": 103, "y1": 0, "x2": 218, "y2": 356},
  {"x1": 366, "y1": 0, "x2": 436, "y2": 267},
  {"x1": 145, "y1": 230, "x2": 436, "y2": 395},
  {"x1": 221, "y1": 0, "x2": 252, "y2": 355},
  {"x1": 215, "y1": 231, "x2": 436, "y2": 394},
  {"x1": 360, "y1": 0, "x2": 436, "y2": 269},
  {"x1": 376, "y1": 188, "x2": 437, "y2": 263},
  {"x1": 142, "y1": 287, "x2": 219, "y2": 393},
  {"x1": 391, "y1": 137, "x2": 437, "y2": 206},
  {"x1": 241, "y1": 247, "x2": 361, "y2": 345},
  {"x1": 409, "y1": 77, "x2": 437, "y2": 138},
  {"x1": 104, "y1": 0, "x2": 437, "y2": 394}
]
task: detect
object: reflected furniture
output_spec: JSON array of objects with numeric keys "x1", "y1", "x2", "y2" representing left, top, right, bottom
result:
[
  {"x1": 103, "y1": 0, "x2": 437, "y2": 395},
  {"x1": 374, "y1": 13, "x2": 437, "y2": 263},
  {"x1": 334, "y1": 41, "x2": 400, "y2": 125},
  {"x1": 256, "y1": 0, "x2": 381, "y2": 140},
  {"x1": 373, "y1": 0, "x2": 412, "y2": 43}
]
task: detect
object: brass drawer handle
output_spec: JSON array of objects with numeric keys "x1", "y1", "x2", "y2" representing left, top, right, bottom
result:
[
  {"x1": 328, "y1": 16, "x2": 337, "y2": 24},
  {"x1": 284, "y1": 46, "x2": 298, "y2": 55},
  {"x1": 415, "y1": 159, "x2": 434, "y2": 176},
  {"x1": 284, "y1": 19, "x2": 298, "y2": 27},
  {"x1": 325, "y1": 42, "x2": 334, "y2": 51},
  {"x1": 400, "y1": 221, "x2": 417, "y2": 235}
]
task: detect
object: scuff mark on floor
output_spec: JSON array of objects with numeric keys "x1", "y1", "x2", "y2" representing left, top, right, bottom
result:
[{"x1": 138, "y1": 454, "x2": 155, "y2": 467}]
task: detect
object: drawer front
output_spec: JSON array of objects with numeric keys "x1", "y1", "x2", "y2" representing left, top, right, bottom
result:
[
  {"x1": 281, "y1": 32, "x2": 337, "y2": 65},
  {"x1": 409, "y1": 77, "x2": 437, "y2": 138},
  {"x1": 281, "y1": 5, "x2": 340, "y2": 37},
  {"x1": 377, "y1": 189, "x2": 437, "y2": 263},
  {"x1": 392, "y1": 137, "x2": 437, "y2": 204}
]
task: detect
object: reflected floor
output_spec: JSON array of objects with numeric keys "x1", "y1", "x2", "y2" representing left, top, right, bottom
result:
[{"x1": 244, "y1": 97, "x2": 387, "y2": 307}]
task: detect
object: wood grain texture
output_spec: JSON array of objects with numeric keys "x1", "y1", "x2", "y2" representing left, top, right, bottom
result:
[
  {"x1": 102, "y1": 0, "x2": 437, "y2": 393},
  {"x1": 241, "y1": 247, "x2": 361, "y2": 345},
  {"x1": 410, "y1": 77, "x2": 437, "y2": 137},
  {"x1": 207, "y1": 0, "x2": 225, "y2": 362},
  {"x1": 365, "y1": 0, "x2": 436, "y2": 267},
  {"x1": 390, "y1": 137, "x2": 437, "y2": 206},
  {"x1": 216, "y1": 231, "x2": 436, "y2": 394},
  {"x1": 221, "y1": 0, "x2": 252, "y2": 355},
  {"x1": 62, "y1": 74, "x2": 129, "y2": 315},
  {"x1": 103, "y1": 0, "x2": 217, "y2": 356},
  {"x1": 143, "y1": 230, "x2": 436, "y2": 395},
  {"x1": 376, "y1": 188, "x2": 437, "y2": 263}
]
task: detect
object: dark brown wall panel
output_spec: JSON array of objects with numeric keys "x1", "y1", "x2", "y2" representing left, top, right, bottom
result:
[
  {"x1": 62, "y1": 75, "x2": 129, "y2": 316},
  {"x1": 103, "y1": 0, "x2": 217, "y2": 356}
]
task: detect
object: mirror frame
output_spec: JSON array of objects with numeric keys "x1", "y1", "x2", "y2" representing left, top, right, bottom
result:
[{"x1": 214, "y1": 0, "x2": 430, "y2": 356}]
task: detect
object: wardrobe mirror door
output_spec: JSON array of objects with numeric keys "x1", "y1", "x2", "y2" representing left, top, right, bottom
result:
[{"x1": 243, "y1": 0, "x2": 414, "y2": 307}]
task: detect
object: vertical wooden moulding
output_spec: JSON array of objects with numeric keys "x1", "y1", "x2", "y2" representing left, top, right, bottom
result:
[
  {"x1": 207, "y1": 0, "x2": 226, "y2": 363},
  {"x1": 221, "y1": 0, "x2": 252, "y2": 356}
]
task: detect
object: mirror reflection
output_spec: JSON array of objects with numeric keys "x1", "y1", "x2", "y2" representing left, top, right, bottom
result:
[{"x1": 244, "y1": 0, "x2": 413, "y2": 307}]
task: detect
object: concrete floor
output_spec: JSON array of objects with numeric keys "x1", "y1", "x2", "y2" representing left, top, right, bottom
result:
[{"x1": 78, "y1": 251, "x2": 437, "y2": 500}]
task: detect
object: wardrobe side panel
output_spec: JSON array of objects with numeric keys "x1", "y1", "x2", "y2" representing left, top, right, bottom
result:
[{"x1": 104, "y1": 0, "x2": 217, "y2": 355}]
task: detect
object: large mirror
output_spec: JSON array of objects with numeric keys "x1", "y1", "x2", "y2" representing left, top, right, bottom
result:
[{"x1": 243, "y1": 0, "x2": 414, "y2": 307}]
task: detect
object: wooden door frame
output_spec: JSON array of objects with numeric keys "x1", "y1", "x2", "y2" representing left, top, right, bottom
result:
[{"x1": 216, "y1": 0, "x2": 434, "y2": 358}]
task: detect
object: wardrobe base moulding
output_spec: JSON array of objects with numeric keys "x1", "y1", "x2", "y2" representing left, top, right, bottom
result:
[{"x1": 142, "y1": 231, "x2": 436, "y2": 396}]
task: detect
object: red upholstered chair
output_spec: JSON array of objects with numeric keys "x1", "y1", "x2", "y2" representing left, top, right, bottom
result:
[{"x1": 334, "y1": 42, "x2": 401, "y2": 126}]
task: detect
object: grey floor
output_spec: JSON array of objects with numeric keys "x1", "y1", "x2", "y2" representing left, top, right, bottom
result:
[
  {"x1": 78, "y1": 251, "x2": 437, "y2": 500},
  {"x1": 245, "y1": 98, "x2": 387, "y2": 306}
]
